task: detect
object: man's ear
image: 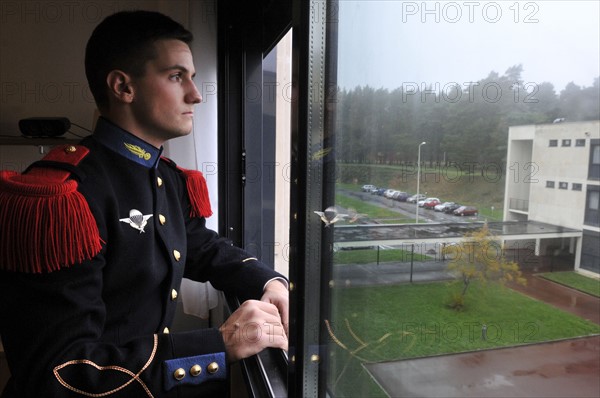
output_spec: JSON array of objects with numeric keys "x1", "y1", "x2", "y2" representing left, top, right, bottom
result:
[{"x1": 106, "y1": 70, "x2": 135, "y2": 104}]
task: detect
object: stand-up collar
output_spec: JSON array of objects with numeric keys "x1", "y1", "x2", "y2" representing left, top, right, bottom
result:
[{"x1": 92, "y1": 117, "x2": 163, "y2": 169}]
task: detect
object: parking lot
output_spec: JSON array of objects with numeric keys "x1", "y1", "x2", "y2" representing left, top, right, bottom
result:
[{"x1": 347, "y1": 188, "x2": 481, "y2": 224}]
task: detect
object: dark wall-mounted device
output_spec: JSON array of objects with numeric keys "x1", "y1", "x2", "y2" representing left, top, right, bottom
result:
[{"x1": 18, "y1": 117, "x2": 71, "y2": 137}]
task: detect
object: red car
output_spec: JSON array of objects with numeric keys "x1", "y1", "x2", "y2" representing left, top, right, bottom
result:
[
  {"x1": 453, "y1": 206, "x2": 478, "y2": 216},
  {"x1": 422, "y1": 198, "x2": 441, "y2": 209}
]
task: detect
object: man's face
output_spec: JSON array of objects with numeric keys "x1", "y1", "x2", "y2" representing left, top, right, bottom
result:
[{"x1": 128, "y1": 39, "x2": 201, "y2": 146}]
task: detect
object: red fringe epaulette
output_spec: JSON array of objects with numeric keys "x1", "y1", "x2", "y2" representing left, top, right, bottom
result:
[
  {"x1": 161, "y1": 157, "x2": 212, "y2": 218},
  {"x1": 181, "y1": 169, "x2": 213, "y2": 218},
  {"x1": 0, "y1": 145, "x2": 102, "y2": 274}
]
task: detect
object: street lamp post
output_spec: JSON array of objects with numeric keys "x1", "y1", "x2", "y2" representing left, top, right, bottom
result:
[{"x1": 416, "y1": 141, "x2": 426, "y2": 224}]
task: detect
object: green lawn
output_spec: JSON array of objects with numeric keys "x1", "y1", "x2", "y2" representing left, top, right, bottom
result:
[
  {"x1": 539, "y1": 271, "x2": 600, "y2": 297},
  {"x1": 335, "y1": 193, "x2": 413, "y2": 223},
  {"x1": 327, "y1": 281, "x2": 600, "y2": 397}
]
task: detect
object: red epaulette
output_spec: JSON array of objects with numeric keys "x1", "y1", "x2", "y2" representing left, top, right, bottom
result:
[
  {"x1": 0, "y1": 145, "x2": 102, "y2": 274},
  {"x1": 161, "y1": 157, "x2": 212, "y2": 218}
]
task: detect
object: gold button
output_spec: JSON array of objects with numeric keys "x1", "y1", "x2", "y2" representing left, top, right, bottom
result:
[
  {"x1": 173, "y1": 368, "x2": 185, "y2": 380},
  {"x1": 65, "y1": 145, "x2": 77, "y2": 153},
  {"x1": 157, "y1": 177, "x2": 163, "y2": 187},
  {"x1": 159, "y1": 214, "x2": 166, "y2": 225},
  {"x1": 171, "y1": 289, "x2": 178, "y2": 301},
  {"x1": 163, "y1": 327, "x2": 170, "y2": 334},
  {"x1": 173, "y1": 250, "x2": 181, "y2": 261},
  {"x1": 207, "y1": 362, "x2": 219, "y2": 374},
  {"x1": 190, "y1": 364, "x2": 202, "y2": 377}
]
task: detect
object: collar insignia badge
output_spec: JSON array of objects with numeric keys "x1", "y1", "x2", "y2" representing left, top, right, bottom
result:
[
  {"x1": 120, "y1": 209, "x2": 153, "y2": 233},
  {"x1": 124, "y1": 142, "x2": 152, "y2": 161}
]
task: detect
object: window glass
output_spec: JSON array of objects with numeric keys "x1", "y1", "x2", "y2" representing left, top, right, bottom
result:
[{"x1": 323, "y1": 1, "x2": 600, "y2": 396}]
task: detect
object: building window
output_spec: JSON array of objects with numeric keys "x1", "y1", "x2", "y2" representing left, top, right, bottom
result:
[
  {"x1": 581, "y1": 230, "x2": 600, "y2": 274},
  {"x1": 549, "y1": 139, "x2": 558, "y2": 147},
  {"x1": 573, "y1": 183, "x2": 583, "y2": 191},
  {"x1": 576, "y1": 139, "x2": 586, "y2": 147},
  {"x1": 558, "y1": 182, "x2": 568, "y2": 189},
  {"x1": 546, "y1": 181, "x2": 555, "y2": 188},
  {"x1": 584, "y1": 186, "x2": 600, "y2": 226},
  {"x1": 590, "y1": 140, "x2": 600, "y2": 180},
  {"x1": 562, "y1": 139, "x2": 571, "y2": 147}
]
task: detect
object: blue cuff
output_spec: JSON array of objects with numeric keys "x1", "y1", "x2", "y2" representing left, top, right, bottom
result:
[{"x1": 163, "y1": 352, "x2": 227, "y2": 391}]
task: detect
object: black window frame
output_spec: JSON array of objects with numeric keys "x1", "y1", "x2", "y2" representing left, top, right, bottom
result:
[
  {"x1": 589, "y1": 139, "x2": 600, "y2": 180},
  {"x1": 584, "y1": 185, "x2": 600, "y2": 226},
  {"x1": 562, "y1": 139, "x2": 571, "y2": 147},
  {"x1": 546, "y1": 180, "x2": 555, "y2": 188},
  {"x1": 576, "y1": 139, "x2": 586, "y2": 147},
  {"x1": 549, "y1": 139, "x2": 558, "y2": 147},
  {"x1": 558, "y1": 181, "x2": 569, "y2": 190},
  {"x1": 573, "y1": 183, "x2": 583, "y2": 191},
  {"x1": 217, "y1": 1, "x2": 293, "y2": 396}
]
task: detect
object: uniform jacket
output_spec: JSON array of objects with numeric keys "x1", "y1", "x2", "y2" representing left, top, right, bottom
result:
[{"x1": 0, "y1": 117, "x2": 284, "y2": 397}]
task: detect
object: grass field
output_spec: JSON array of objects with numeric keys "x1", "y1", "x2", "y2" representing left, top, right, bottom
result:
[
  {"x1": 539, "y1": 271, "x2": 600, "y2": 297},
  {"x1": 326, "y1": 281, "x2": 600, "y2": 397}
]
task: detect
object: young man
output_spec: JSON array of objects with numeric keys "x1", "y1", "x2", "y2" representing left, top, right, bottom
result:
[{"x1": 0, "y1": 10, "x2": 288, "y2": 397}]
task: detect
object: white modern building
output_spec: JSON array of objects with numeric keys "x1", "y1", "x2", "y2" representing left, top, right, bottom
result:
[{"x1": 504, "y1": 121, "x2": 600, "y2": 276}]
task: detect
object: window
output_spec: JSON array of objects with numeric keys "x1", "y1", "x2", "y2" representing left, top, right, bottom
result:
[
  {"x1": 581, "y1": 231, "x2": 600, "y2": 274},
  {"x1": 546, "y1": 181, "x2": 555, "y2": 188},
  {"x1": 559, "y1": 182, "x2": 568, "y2": 189},
  {"x1": 562, "y1": 139, "x2": 571, "y2": 147},
  {"x1": 549, "y1": 140, "x2": 558, "y2": 147},
  {"x1": 573, "y1": 183, "x2": 583, "y2": 191},
  {"x1": 590, "y1": 141, "x2": 600, "y2": 180},
  {"x1": 576, "y1": 139, "x2": 586, "y2": 147},
  {"x1": 291, "y1": 1, "x2": 600, "y2": 396},
  {"x1": 585, "y1": 186, "x2": 600, "y2": 226}
]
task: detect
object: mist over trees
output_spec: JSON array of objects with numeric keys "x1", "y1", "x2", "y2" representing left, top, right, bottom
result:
[{"x1": 335, "y1": 65, "x2": 600, "y2": 167}]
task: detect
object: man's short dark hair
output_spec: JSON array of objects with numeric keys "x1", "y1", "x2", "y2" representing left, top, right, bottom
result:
[{"x1": 85, "y1": 10, "x2": 193, "y2": 111}]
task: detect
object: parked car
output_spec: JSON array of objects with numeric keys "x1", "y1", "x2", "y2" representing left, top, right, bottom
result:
[
  {"x1": 384, "y1": 189, "x2": 397, "y2": 198},
  {"x1": 434, "y1": 202, "x2": 456, "y2": 212},
  {"x1": 407, "y1": 194, "x2": 426, "y2": 203},
  {"x1": 422, "y1": 198, "x2": 441, "y2": 209},
  {"x1": 393, "y1": 191, "x2": 409, "y2": 201},
  {"x1": 453, "y1": 206, "x2": 478, "y2": 216},
  {"x1": 373, "y1": 188, "x2": 386, "y2": 195},
  {"x1": 443, "y1": 203, "x2": 462, "y2": 214},
  {"x1": 362, "y1": 184, "x2": 376, "y2": 192}
]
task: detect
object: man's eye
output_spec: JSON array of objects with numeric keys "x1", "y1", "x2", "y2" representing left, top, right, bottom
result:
[{"x1": 170, "y1": 73, "x2": 182, "y2": 82}]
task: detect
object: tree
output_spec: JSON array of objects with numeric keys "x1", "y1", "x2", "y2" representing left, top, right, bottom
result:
[{"x1": 443, "y1": 223, "x2": 527, "y2": 310}]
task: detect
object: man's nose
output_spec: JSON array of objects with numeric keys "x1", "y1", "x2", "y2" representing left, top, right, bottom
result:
[{"x1": 187, "y1": 82, "x2": 202, "y2": 104}]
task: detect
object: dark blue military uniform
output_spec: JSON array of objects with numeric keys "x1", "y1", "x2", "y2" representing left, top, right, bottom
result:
[{"x1": 0, "y1": 117, "x2": 284, "y2": 397}]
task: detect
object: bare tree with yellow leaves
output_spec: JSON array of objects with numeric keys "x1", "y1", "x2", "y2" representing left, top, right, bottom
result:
[{"x1": 444, "y1": 223, "x2": 527, "y2": 309}]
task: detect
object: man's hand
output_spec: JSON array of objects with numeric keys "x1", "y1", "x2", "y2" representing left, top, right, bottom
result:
[
  {"x1": 261, "y1": 280, "x2": 289, "y2": 336},
  {"x1": 219, "y1": 300, "x2": 288, "y2": 362}
]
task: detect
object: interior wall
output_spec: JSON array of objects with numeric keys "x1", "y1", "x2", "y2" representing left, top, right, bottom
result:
[{"x1": 0, "y1": 1, "x2": 218, "y2": 225}]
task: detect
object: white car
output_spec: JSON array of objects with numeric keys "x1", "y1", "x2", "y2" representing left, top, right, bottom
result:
[
  {"x1": 362, "y1": 184, "x2": 376, "y2": 192},
  {"x1": 407, "y1": 194, "x2": 426, "y2": 203},
  {"x1": 434, "y1": 202, "x2": 455, "y2": 212},
  {"x1": 384, "y1": 189, "x2": 397, "y2": 198}
]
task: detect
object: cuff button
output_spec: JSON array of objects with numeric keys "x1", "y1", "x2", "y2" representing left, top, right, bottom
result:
[
  {"x1": 190, "y1": 364, "x2": 202, "y2": 377},
  {"x1": 207, "y1": 362, "x2": 219, "y2": 374},
  {"x1": 173, "y1": 368, "x2": 186, "y2": 381}
]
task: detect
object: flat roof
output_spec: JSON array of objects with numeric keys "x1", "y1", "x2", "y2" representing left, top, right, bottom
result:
[{"x1": 333, "y1": 221, "x2": 581, "y2": 247}]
